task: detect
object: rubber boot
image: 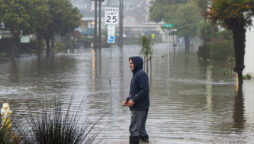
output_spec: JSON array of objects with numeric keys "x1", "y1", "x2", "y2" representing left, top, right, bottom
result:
[
  {"x1": 129, "y1": 136, "x2": 140, "y2": 144},
  {"x1": 140, "y1": 135, "x2": 149, "y2": 143}
]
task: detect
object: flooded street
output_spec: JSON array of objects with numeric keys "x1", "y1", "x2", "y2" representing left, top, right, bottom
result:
[{"x1": 0, "y1": 43, "x2": 254, "y2": 144}]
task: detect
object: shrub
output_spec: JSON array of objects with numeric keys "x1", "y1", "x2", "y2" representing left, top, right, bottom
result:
[
  {"x1": 209, "y1": 39, "x2": 234, "y2": 61},
  {"x1": 0, "y1": 125, "x2": 13, "y2": 144},
  {"x1": 139, "y1": 35, "x2": 153, "y2": 57},
  {"x1": 0, "y1": 52, "x2": 7, "y2": 57},
  {"x1": 0, "y1": 116, "x2": 23, "y2": 144},
  {"x1": 198, "y1": 44, "x2": 210, "y2": 60},
  {"x1": 243, "y1": 74, "x2": 252, "y2": 80},
  {"x1": 215, "y1": 30, "x2": 233, "y2": 41},
  {"x1": 197, "y1": 29, "x2": 234, "y2": 61},
  {"x1": 198, "y1": 21, "x2": 214, "y2": 42},
  {"x1": 23, "y1": 98, "x2": 99, "y2": 144}
]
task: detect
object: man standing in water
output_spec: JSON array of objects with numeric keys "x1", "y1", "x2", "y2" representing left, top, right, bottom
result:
[{"x1": 122, "y1": 56, "x2": 150, "y2": 144}]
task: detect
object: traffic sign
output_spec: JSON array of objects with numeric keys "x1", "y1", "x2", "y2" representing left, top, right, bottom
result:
[
  {"x1": 105, "y1": 7, "x2": 119, "y2": 25},
  {"x1": 107, "y1": 35, "x2": 115, "y2": 44},
  {"x1": 171, "y1": 28, "x2": 177, "y2": 32},
  {"x1": 107, "y1": 25, "x2": 115, "y2": 36},
  {"x1": 162, "y1": 24, "x2": 174, "y2": 28}
]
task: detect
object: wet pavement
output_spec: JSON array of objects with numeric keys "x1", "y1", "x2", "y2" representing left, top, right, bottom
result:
[{"x1": 0, "y1": 43, "x2": 254, "y2": 144}]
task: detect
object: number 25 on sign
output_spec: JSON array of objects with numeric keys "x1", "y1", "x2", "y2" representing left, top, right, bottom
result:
[{"x1": 105, "y1": 7, "x2": 119, "y2": 25}]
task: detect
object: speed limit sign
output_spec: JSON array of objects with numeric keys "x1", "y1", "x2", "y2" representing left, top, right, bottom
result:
[{"x1": 105, "y1": 7, "x2": 119, "y2": 25}]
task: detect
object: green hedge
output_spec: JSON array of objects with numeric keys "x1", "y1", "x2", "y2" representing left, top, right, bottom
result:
[
  {"x1": 198, "y1": 30, "x2": 234, "y2": 61},
  {"x1": 209, "y1": 39, "x2": 234, "y2": 60}
]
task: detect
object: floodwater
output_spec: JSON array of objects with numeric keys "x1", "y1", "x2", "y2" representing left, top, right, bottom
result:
[{"x1": 0, "y1": 43, "x2": 254, "y2": 144}]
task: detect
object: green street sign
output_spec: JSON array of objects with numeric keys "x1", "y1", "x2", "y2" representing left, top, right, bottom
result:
[{"x1": 162, "y1": 24, "x2": 174, "y2": 28}]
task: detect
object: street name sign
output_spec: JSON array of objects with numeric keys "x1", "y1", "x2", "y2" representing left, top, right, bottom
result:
[
  {"x1": 171, "y1": 28, "x2": 177, "y2": 32},
  {"x1": 105, "y1": 7, "x2": 119, "y2": 25},
  {"x1": 162, "y1": 24, "x2": 174, "y2": 28}
]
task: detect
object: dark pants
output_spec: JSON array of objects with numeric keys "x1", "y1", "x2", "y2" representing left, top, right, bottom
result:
[{"x1": 129, "y1": 110, "x2": 149, "y2": 138}]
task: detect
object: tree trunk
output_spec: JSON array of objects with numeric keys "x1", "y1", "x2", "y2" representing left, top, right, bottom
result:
[
  {"x1": 204, "y1": 26, "x2": 207, "y2": 52},
  {"x1": 150, "y1": 56, "x2": 152, "y2": 73},
  {"x1": 36, "y1": 36, "x2": 42, "y2": 55},
  {"x1": 211, "y1": 23, "x2": 215, "y2": 40},
  {"x1": 51, "y1": 37, "x2": 55, "y2": 49},
  {"x1": 45, "y1": 37, "x2": 51, "y2": 57},
  {"x1": 184, "y1": 36, "x2": 190, "y2": 53},
  {"x1": 146, "y1": 55, "x2": 148, "y2": 73},
  {"x1": 143, "y1": 56, "x2": 146, "y2": 73},
  {"x1": 11, "y1": 36, "x2": 19, "y2": 58},
  {"x1": 232, "y1": 21, "x2": 246, "y2": 87}
]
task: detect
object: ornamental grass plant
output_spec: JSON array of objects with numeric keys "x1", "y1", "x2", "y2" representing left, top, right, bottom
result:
[
  {"x1": 24, "y1": 98, "x2": 100, "y2": 144},
  {"x1": 0, "y1": 97, "x2": 100, "y2": 144}
]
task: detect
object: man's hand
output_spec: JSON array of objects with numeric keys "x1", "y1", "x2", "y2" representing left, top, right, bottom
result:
[
  {"x1": 127, "y1": 99, "x2": 134, "y2": 107},
  {"x1": 122, "y1": 100, "x2": 127, "y2": 106}
]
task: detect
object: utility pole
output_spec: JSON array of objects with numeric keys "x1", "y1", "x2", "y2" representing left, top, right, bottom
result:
[
  {"x1": 93, "y1": 0, "x2": 98, "y2": 50},
  {"x1": 118, "y1": 0, "x2": 123, "y2": 48},
  {"x1": 98, "y1": 0, "x2": 102, "y2": 51}
]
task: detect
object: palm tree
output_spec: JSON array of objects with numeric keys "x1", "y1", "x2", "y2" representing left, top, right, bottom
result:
[
  {"x1": 207, "y1": 0, "x2": 254, "y2": 87},
  {"x1": 140, "y1": 35, "x2": 153, "y2": 73},
  {"x1": 192, "y1": 0, "x2": 209, "y2": 18}
]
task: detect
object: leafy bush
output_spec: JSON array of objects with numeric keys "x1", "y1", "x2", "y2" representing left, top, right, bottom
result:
[
  {"x1": 243, "y1": 74, "x2": 252, "y2": 80},
  {"x1": 209, "y1": 39, "x2": 234, "y2": 60},
  {"x1": 198, "y1": 21, "x2": 214, "y2": 42},
  {"x1": 215, "y1": 30, "x2": 233, "y2": 41},
  {"x1": 197, "y1": 29, "x2": 234, "y2": 61},
  {"x1": 139, "y1": 35, "x2": 153, "y2": 56},
  {"x1": 0, "y1": 52, "x2": 7, "y2": 57},
  {"x1": 198, "y1": 44, "x2": 210, "y2": 60}
]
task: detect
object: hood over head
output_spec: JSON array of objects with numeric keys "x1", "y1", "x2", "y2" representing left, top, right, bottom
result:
[{"x1": 129, "y1": 56, "x2": 143, "y2": 73}]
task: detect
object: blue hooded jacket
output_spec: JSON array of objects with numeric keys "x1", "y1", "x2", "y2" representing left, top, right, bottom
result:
[{"x1": 126, "y1": 56, "x2": 150, "y2": 111}]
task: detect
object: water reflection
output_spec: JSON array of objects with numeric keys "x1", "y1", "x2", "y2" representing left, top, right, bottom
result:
[
  {"x1": 206, "y1": 65, "x2": 213, "y2": 111},
  {"x1": 92, "y1": 48, "x2": 96, "y2": 91},
  {"x1": 9, "y1": 59, "x2": 19, "y2": 82},
  {"x1": 233, "y1": 89, "x2": 245, "y2": 131},
  {"x1": 1, "y1": 43, "x2": 254, "y2": 143}
]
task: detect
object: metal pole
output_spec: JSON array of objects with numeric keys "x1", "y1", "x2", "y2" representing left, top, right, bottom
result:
[
  {"x1": 98, "y1": 0, "x2": 102, "y2": 51},
  {"x1": 94, "y1": 0, "x2": 98, "y2": 50},
  {"x1": 119, "y1": 0, "x2": 123, "y2": 48},
  {"x1": 168, "y1": 31, "x2": 170, "y2": 78},
  {"x1": 109, "y1": 44, "x2": 112, "y2": 85},
  {"x1": 173, "y1": 31, "x2": 175, "y2": 55}
]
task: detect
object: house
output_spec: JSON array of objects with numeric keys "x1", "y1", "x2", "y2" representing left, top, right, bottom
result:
[{"x1": 244, "y1": 17, "x2": 254, "y2": 77}]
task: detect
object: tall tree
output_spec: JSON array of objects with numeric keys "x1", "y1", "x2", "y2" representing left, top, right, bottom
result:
[
  {"x1": 173, "y1": 3, "x2": 202, "y2": 52},
  {"x1": 0, "y1": 0, "x2": 81, "y2": 56},
  {"x1": 46, "y1": 0, "x2": 82, "y2": 56},
  {"x1": 150, "y1": 0, "x2": 201, "y2": 51},
  {"x1": 207, "y1": 0, "x2": 254, "y2": 87},
  {"x1": 29, "y1": 0, "x2": 51, "y2": 54},
  {"x1": 191, "y1": 0, "x2": 209, "y2": 18},
  {"x1": 150, "y1": 0, "x2": 188, "y2": 23},
  {"x1": 0, "y1": 0, "x2": 32, "y2": 56}
]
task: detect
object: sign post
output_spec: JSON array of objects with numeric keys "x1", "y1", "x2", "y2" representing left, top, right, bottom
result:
[
  {"x1": 105, "y1": 7, "x2": 119, "y2": 84},
  {"x1": 105, "y1": 7, "x2": 118, "y2": 44},
  {"x1": 161, "y1": 24, "x2": 174, "y2": 78},
  {"x1": 107, "y1": 24, "x2": 115, "y2": 44}
]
